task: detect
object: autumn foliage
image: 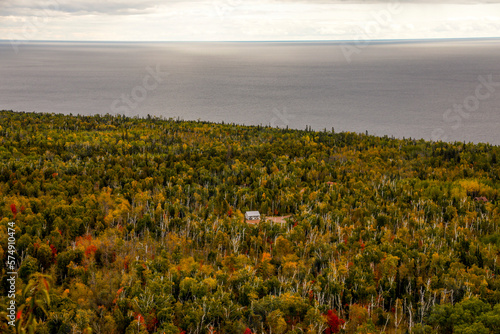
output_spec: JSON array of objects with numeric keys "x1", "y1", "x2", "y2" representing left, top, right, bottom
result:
[{"x1": 0, "y1": 110, "x2": 499, "y2": 333}]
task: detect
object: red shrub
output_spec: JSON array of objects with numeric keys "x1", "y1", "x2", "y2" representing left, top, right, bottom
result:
[
  {"x1": 85, "y1": 244, "x2": 97, "y2": 257},
  {"x1": 324, "y1": 309, "x2": 344, "y2": 334},
  {"x1": 10, "y1": 203, "x2": 17, "y2": 217},
  {"x1": 50, "y1": 244, "x2": 58, "y2": 257}
]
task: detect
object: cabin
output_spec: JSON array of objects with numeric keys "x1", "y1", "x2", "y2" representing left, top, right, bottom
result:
[{"x1": 245, "y1": 211, "x2": 261, "y2": 221}]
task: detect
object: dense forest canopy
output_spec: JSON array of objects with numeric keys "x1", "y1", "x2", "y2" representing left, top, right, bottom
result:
[{"x1": 0, "y1": 110, "x2": 499, "y2": 333}]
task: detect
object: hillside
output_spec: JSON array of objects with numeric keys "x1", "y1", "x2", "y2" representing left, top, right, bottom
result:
[{"x1": 0, "y1": 110, "x2": 499, "y2": 333}]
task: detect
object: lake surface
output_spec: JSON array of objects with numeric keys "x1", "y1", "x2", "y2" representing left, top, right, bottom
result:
[{"x1": 1, "y1": 40, "x2": 499, "y2": 145}]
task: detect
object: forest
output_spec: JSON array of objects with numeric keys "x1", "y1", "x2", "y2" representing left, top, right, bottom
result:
[{"x1": 0, "y1": 109, "x2": 499, "y2": 333}]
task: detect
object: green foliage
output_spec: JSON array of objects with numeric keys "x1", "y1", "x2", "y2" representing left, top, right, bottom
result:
[
  {"x1": 19, "y1": 256, "x2": 39, "y2": 281},
  {"x1": 427, "y1": 297, "x2": 500, "y2": 333}
]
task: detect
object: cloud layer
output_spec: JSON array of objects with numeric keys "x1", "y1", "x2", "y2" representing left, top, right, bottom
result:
[{"x1": 1, "y1": 0, "x2": 499, "y2": 41}]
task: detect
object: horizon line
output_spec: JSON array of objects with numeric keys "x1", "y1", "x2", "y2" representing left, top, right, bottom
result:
[{"x1": 1, "y1": 36, "x2": 499, "y2": 44}]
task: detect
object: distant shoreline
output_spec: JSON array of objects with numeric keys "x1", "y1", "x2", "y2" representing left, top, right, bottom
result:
[{"x1": 2, "y1": 110, "x2": 499, "y2": 147}]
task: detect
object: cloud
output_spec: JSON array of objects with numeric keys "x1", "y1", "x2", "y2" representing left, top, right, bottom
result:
[
  {"x1": 0, "y1": 0, "x2": 499, "y2": 41},
  {"x1": 0, "y1": 0, "x2": 165, "y2": 16}
]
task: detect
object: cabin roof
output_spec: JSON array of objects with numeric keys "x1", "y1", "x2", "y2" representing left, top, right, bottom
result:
[{"x1": 245, "y1": 211, "x2": 260, "y2": 215}]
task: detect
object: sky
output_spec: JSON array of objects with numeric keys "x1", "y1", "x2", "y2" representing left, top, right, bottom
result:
[{"x1": 1, "y1": 0, "x2": 499, "y2": 42}]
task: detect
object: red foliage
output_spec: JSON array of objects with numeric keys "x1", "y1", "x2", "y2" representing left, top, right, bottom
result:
[
  {"x1": 124, "y1": 257, "x2": 130, "y2": 271},
  {"x1": 146, "y1": 315, "x2": 159, "y2": 332},
  {"x1": 244, "y1": 328, "x2": 253, "y2": 334},
  {"x1": 135, "y1": 313, "x2": 145, "y2": 325},
  {"x1": 85, "y1": 244, "x2": 97, "y2": 257},
  {"x1": 16, "y1": 310, "x2": 22, "y2": 320},
  {"x1": 10, "y1": 203, "x2": 17, "y2": 217},
  {"x1": 324, "y1": 309, "x2": 344, "y2": 334},
  {"x1": 227, "y1": 208, "x2": 233, "y2": 217},
  {"x1": 50, "y1": 244, "x2": 58, "y2": 257},
  {"x1": 75, "y1": 234, "x2": 93, "y2": 247}
]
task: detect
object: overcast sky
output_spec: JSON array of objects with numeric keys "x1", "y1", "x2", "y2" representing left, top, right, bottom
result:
[{"x1": 1, "y1": 0, "x2": 499, "y2": 41}]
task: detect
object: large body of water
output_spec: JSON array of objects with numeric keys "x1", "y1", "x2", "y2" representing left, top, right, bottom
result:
[{"x1": 1, "y1": 40, "x2": 499, "y2": 145}]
